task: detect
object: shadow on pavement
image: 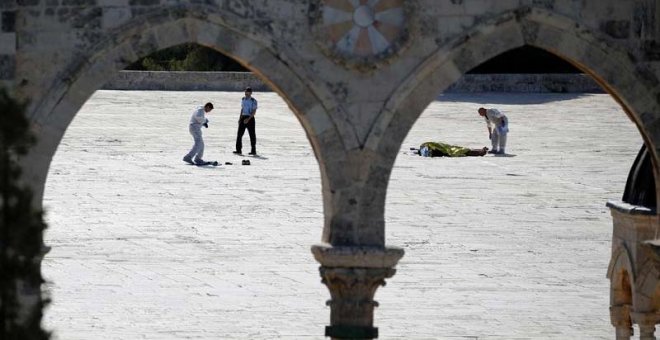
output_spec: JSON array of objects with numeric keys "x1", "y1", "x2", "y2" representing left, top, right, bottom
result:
[
  {"x1": 436, "y1": 92, "x2": 591, "y2": 105},
  {"x1": 245, "y1": 155, "x2": 269, "y2": 160}
]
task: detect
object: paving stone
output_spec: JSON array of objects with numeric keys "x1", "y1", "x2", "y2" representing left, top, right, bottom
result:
[{"x1": 42, "y1": 91, "x2": 642, "y2": 339}]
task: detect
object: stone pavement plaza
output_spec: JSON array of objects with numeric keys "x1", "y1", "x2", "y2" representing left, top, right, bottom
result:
[{"x1": 41, "y1": 90, "x2": 642, "y2": 339}]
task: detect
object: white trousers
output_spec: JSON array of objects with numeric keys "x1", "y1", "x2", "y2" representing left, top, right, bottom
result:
[
  {"x1": 492, "y1": 129, "x2": 507, "y2": 153},
  {"x1": 185, "y1": 124, "x2": 204, "y2": 161}
]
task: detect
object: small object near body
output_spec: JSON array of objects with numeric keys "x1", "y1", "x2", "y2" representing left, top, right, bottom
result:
[
  {"x1": 420, "y1": 146, "x2": 430, "y2": 157},
  {"x1": 194, "y1": 161, "x2": 218, "y2": 166}
]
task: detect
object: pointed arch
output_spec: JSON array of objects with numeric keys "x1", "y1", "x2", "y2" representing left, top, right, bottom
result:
[
  {"x1": 22, "y1": 7, "x2": 344, "y2": 228},
  {"x1": 366, "y1": 7, "x2": 660, "y2": 207}
]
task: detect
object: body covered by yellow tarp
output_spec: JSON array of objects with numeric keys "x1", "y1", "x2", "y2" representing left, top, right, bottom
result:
[{"x1": 420, "y1": 142, "x2": 471, "y2": 157}]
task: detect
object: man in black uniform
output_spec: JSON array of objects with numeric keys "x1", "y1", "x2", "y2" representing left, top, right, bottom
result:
[{"x1": 233, "y1": 87, "x2": 258, "y2": 155}]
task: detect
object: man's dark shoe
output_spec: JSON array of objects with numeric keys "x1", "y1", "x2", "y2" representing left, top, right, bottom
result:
[
  {"x1": 233, "y1": 150, "x2": 242, "y2": 155},
  {"x1": 488, "y1": 150, "x2": 498, "y2": 154},
  {"x1": 183, "y1": 156, "x2": 194, "y2": 164},
  {"x1": 248, "y1": 150, "x2": 257, "y2": 155}
]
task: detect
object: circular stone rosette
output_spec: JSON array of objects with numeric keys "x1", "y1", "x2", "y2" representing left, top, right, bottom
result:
[{"x1": 310, "y1": 0, "x2": 413, "y2": 71}]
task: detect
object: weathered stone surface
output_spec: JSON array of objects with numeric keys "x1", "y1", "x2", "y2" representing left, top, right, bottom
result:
[
  {"x1": 320, "y1": 266, "x2": 394, "y2": 339},
  {"x1": 40, "y1": 91, "x2": 644, "y2": 338},
  {"x1": 312, "y1": 244, "x2": 404, "y2": 269},
  {"x1": 1, "y1": 10, "x2": 15, "y2": 32},
  {"x1": 4, "y1": 1, "x2": 660, "y2": 338},
  {"x1": 607, "y1": 200, "x2": 660, "y2": 338},
  {"x1": 0, "y1": 53, "x2": 15, "y2": 79},
  {"x1": 601, "y1": 20, "x2": 631, "y2": 39}
]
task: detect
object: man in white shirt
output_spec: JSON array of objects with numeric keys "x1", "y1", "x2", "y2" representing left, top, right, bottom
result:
[
  {"x1": 478, "y1": 107, "x2": 509, "y2": 154},
  {"x1": 233, "y1": 87, "x2": 258, "y2": 155},
  {"x1": 183, "y1": 102, "x2": 213, "y2": 165}
]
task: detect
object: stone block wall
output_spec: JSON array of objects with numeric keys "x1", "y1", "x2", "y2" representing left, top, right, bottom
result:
[
  {"x1": 0, "y1": 1, "x2": 16, "y2": 90},
  {"x1": 4, "y1": 2, "x2": 660, "y2": 337},
  {"x1": 103, "y1": 71, "x2": 603, "y2": 93},
  {"x1": 103, "y1": 71, "x2": 269, "y2": 92},
  {"x1": 445, "y1": 73, "x2": 602, "y2": 93}
]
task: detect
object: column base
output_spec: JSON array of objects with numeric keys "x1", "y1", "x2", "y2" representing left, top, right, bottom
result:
[
  {"x1": 611, "y1": 305, "x2": 633, "y2": 339},
  {"x1": 631, "y1": 312, "x2": 659, "y2": 340},
  {"x1": 615, "y1": 327, "x2": 633, "y2": 339},
  {"x1": 326, "y1": 325, "x2": 378, "y2": 339}
]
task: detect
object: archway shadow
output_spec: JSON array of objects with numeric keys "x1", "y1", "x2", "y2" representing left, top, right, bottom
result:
[{"x1": 436, "y1": 92, "x2": 591, "y2": 105}]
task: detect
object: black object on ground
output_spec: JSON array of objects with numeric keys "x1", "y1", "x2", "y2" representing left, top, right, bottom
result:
[{"x1": 193, "y1": 161, "x2": 218, "y2": 166}]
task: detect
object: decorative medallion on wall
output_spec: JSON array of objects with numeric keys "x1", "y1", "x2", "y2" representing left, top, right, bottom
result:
[{"x1": 310, "y1": 0, "x2": 413, "y2": 71}]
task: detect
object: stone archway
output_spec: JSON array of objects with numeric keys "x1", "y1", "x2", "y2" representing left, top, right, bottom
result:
[
  {"x1": 19, "y1": 7, "x2": 350, "y2": 338},
  {"x1": 16, "y1": 6, "x2": 411, "y2": 337},
  {"x1": 8, "y1": 1, "x2": 660, "y2": 339},
  {"x1": 368, "y1": 7, "x2": 660, "y2": 197},
  {"x1": 363, "y1": 5, "x2": 660, "y2": 338},
  {"x1": 23, "y1": 8, "x2": 341, "y2": 213}
]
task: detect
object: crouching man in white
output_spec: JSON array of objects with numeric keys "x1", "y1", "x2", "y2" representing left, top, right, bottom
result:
[
  {"x1": 478, "y1": 107, "x2": 509, "y2": 155},
  {"x1": 183, "y1": 102, "x2": 214, "y2": 165}
]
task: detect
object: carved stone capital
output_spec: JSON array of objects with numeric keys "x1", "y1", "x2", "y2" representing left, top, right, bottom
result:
[
  {"x1": 312, "y1": 244, "x2": 404, "y2": 339},
  {"x1": 311, "y1": 243, "x2": 404, "y2": 268},
  {"x1": 319, "y1": 267, "x2": 395, "y2": 339}
]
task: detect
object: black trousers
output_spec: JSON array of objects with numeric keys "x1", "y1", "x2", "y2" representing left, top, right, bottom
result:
[{"x1": 236, "y1": 115, "x2": 256, "y2": 153}]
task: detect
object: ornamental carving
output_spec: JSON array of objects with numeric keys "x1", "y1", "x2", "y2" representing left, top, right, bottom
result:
[{"x1": 310, "y1": 0, "x2": 413, "y2": 71}]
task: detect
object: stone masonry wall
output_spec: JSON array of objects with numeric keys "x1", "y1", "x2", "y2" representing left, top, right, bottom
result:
[
  {"x1": 10, "y1": 0, "x2": 660, "y2": 247},
  {"x1": 0, "y1": 1, "x2": 16, "y2": 91},
  {"x1": 104, "y1": 71, "x2": 270, "y2": 92},
  {"x1": 446, "y1": 73, "x2": 603, "y2": 93},
  {"x1": 103, "y1": 71, "x2": 603, "y2": 93},
  {"x1": 5, "y1": 1, "x2": 660, "y2": 337}
]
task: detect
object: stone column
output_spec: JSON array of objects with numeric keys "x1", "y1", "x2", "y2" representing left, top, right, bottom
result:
[
  {"x1": 610, "y1": 305, "x2": 633, "y2": 339},
  {"x1": 312, "y1": 244, "x2": 404, "y2": 339},
  {"x1": 608, "y1": 201, "x2": 659, "y2": 340},
  {"x1": 632, "y1": 312, "x2": 658, "y2": 340}
]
